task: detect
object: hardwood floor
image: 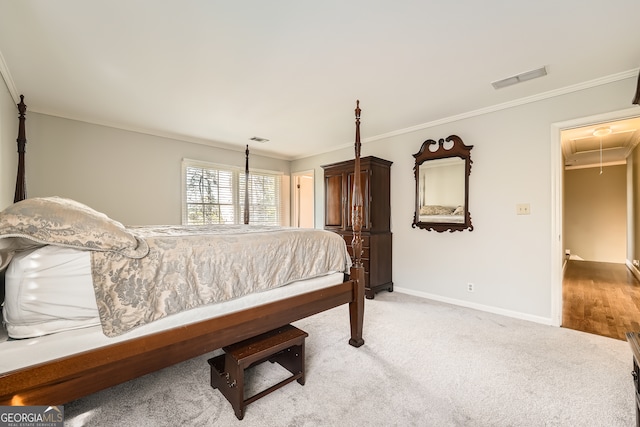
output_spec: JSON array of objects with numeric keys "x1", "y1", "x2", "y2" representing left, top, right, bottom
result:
[{"x1": 563, "y1": 260, "x2": 640, "y2": 341}]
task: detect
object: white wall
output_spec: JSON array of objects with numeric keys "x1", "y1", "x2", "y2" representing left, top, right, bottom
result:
[
  {"x1": 564, "y1": 165, "x2": 627, "y2": 263},
  {"x1": 4, "y1": 75, "x2": 638, "y2": 326},
  {"x1": 292, "y1": 77, "x2": 640, "y2": 324},
  {"x1": 0, "y1": 76, "x2": 17, "y2": 210},
  {"x1": 24, "y1": 113, "x2": 291, "y2": 225}
]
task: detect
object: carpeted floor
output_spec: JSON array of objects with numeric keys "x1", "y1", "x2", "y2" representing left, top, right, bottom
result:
[{"x1": 64, "y1": 291, "x2": 634, "y2": 426}]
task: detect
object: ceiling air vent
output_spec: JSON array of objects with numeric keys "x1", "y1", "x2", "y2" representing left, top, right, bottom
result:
[
  {"x1": 491, "y1": 66, "x2": 547, "y2": 90},
  {"x1": 249, "y1": 136, "x2": 269, "y2": 143}
]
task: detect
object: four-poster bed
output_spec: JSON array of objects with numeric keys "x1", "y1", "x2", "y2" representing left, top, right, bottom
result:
[{"x1": 0, "y1": 97, "x2": 366, "y2": 406}]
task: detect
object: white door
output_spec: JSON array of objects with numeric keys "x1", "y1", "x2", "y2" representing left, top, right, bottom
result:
[{"x1": 292, "y1": 171, "x2": 314, "y2": 228}]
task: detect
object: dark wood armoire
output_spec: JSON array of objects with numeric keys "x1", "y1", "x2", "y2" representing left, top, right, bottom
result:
[{"x1": 322, "y1": 156, "x2": 392, "y2": 299}]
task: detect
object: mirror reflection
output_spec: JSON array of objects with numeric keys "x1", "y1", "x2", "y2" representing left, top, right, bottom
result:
[
  {"x1": 412, "y1": 135, "x2": 473, "y2": 232},
  {"x1": 418, "y1": 158, "x2": 465, "y2": 223}
]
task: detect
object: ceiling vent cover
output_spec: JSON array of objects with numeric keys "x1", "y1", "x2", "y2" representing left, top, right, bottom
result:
[{"x1": 491, "y1": 66, "x2": 547, "y2": 90}]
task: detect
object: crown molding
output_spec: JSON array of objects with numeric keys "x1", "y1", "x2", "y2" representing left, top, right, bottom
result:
[
  {"x1": 2, "y1": 44, "x2": 636, "y2": 161},
  {"x1": 296, "y1": 69, "x2": 640, "y2": 160},
  {"x1": 363, "y1": 69, "x2": 640, "y2": 144},
  {"x1": 0, "y1": 49, "x2": 19, "y2": 104}
]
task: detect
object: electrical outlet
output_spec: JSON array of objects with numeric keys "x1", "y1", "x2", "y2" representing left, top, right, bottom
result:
[
  {"x1": 467, "y1": 283, "x2": 474, "y2": 292},
  {"x1": 516, "y1": 203, "x2": 530, "y2": 215}
]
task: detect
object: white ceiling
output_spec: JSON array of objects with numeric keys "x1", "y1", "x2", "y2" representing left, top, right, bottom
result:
[
  {"x1": 1, "y1": 1, "x2": 639, "y2": 160},
  {"x1": 562, "y1": 118, "x2": 640, "y2": 169}
]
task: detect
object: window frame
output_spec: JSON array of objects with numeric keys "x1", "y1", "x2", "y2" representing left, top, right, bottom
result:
[{"x1": 182, "y1": 158, "x2": 284, "y2": 226}]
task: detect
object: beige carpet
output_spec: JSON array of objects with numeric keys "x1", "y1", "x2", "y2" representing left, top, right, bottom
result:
[{"x1": 64, "y1": 291, "x2": 634, "y2": 426}]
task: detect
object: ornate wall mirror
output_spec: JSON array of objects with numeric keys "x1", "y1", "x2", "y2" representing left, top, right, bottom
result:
[{"x1": 412, "y1": 135, "x2": 473, "y2": 232}]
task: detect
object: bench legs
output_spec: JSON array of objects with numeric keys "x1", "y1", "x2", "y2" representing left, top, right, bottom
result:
[
  {"x1": 269, "y1": 345, "x2": 305, "y2": 386},
  {"x1": 210, "y1": 354, "x2": 246, "y2": 419}
]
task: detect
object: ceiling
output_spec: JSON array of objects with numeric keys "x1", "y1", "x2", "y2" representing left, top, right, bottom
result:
[
  {"x1": 0, "y1": 1, "x2": 639, "y2": 160},
  {"x1": 562, "y1": 118, "x2": 640, "y2": 169}
]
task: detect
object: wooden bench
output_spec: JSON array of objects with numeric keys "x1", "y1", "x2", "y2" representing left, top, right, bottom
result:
[{"x1": 208, "y1": 324, "x2": 308, "y2": 420}]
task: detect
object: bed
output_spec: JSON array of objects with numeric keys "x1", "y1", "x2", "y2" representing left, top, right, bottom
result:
[
  {"x1": 418, "y1": 205, "x2": 465, "y2": 224},
  {"x1": 0, "y1": 97, "x2": 367, "y2": 406}
]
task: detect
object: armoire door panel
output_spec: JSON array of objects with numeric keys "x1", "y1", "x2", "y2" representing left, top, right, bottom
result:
[{"x1": 324, "y1": 174, "x2": 344, "y2": 228}]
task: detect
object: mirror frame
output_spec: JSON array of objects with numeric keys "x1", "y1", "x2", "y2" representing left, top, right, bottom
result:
[{"x1": 412, "y1": 135, "x2": 474, "y2": 232}]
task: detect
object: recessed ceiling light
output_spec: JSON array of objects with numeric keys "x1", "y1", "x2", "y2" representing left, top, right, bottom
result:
[
  {"x1": 249, "y1": 136, "x2": 269, "y2": 143},
  {"x1": 491, "y1": 66, "x2": 547, "y2": 90}
]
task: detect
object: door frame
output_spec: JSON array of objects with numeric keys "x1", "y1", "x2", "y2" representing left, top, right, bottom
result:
[{"x1": 550, "y1": 106, "x2": 640, "y2": 326}]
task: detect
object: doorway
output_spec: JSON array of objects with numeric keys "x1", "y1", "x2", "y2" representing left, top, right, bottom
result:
[
  {"x1": 292, "y1": 170, "x2": 314, "y2": 228},
  {"x1": 551, "y1": 108, "x2": 640, "y2": 332},
  {"x1": 562, "y1": 259, "x2": 640, "y2": 340}
]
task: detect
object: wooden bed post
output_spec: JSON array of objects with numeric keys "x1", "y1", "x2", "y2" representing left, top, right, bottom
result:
[
  {"x1": 14, "y1": 95, "x2": 27, "y2": 203},
  {"x1": 244, "y1": 145, "x2": 250, "y2": 225},
  {"x1": 633, "y1": 70, "x2": 640, "y2": 105},
  {"x1": 349, "y1": 100, "x2": 365, "y2": 347}
]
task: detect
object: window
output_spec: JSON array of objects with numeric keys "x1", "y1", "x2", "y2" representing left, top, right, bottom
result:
[{"x1": 182, "y1": 159, "x2": 283, "y2": 225}]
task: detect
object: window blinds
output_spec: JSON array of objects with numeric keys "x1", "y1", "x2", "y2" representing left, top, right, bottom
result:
[{"x1": 183, "y1": 159, "x2": 282, "y2": 226}]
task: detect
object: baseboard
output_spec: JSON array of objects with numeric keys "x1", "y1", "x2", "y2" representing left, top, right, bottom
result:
[
  {"x1": 626, "y1": 259, "x2": 640, "y2": 282},
  {"x1": 393, "y1": 286, "x2": 554, "y2": 326}
]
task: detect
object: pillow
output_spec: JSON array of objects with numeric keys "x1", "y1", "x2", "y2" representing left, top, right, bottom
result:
[
  {"x1": 452, "y1": 205, "x2": 464, "y2": 216},
  {"x1": 0, "y1": 197, "x2": 148, "y2": 269}
]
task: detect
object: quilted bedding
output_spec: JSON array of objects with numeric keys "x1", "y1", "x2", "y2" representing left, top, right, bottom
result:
[
  {"x1": 91, "y1": 225, "x2": 351, "y2": 336},
  {"x1": 0, "y1": 197, "x2": 352, "y2": 337}
]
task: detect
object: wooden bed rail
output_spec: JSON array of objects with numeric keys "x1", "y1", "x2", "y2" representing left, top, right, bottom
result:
[{"x1": 0, "y1": 279, "x2": 362, "y2": 405}]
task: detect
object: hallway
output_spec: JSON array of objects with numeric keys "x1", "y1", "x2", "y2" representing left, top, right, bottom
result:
[{"x1": 563, "y1": 260, "x2": 640, "y2": 340}]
